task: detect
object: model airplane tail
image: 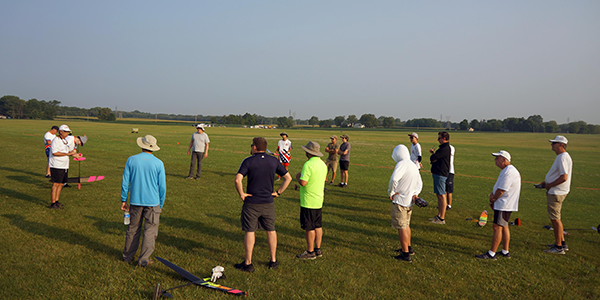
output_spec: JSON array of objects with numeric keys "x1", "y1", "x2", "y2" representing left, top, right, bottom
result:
[{"x1": 155, "y1": 256, "x2": 247, "y2": 297}]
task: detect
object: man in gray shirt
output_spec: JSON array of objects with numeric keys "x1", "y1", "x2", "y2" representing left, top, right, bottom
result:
[{"x1": 186, "y1": 125, "x2": 210, "y2": 179}]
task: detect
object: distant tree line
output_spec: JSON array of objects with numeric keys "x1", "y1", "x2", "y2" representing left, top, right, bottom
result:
[
  {"x1": 457, "y1": 115, "x2": 600, "y2": 134},
  {"x1": 2, "y1": 95, "x2": 599, "y2": 133}
]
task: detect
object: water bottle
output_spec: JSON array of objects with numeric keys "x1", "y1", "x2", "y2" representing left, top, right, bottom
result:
[{"x1": 124, "y1": 210, "x2": 130, "y2": 225}]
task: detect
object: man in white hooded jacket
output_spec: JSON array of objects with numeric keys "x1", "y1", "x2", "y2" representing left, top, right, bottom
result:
[{"x1": 388, "y1": 144, "x2": 422, "y2": 262}]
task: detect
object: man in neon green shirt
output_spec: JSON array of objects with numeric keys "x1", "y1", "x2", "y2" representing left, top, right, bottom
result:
[{"x1": 295, "y1": 141, "x2": 327, "y2": 259}]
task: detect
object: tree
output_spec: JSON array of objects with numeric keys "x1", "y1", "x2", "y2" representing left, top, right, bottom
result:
[
  {"x1": 98, "y1": 107, "x2": 116, "y2": 121},
  {"x1": 309, "y1": 116, "x2": 319, "y2": 127},
  {"x1": 359, "y1": 114, "x2": 378, "y2": 128},
  {"x1": 544, "y1": 121, "x2": 559, "y2": 133},
  {"x1": 210, "y1": 117, "x2": 218, "y2": 124},
  {"x1": 334, "y1": 116, "x2": 345, "y2": 127},
  {"x1": 319, "y1": 119, "x2": 332, "y2": 128},
  {"x1": 346, "y1": 115, "x2": 358, "y2": 126},
  {"x1": 277, "y1": 116, "x2": 294, "y2": 128},
  {"x1": 382, "y1": 117, "x2": 395, "y2": 128},
  {"x1": 459, "y1": 119, "x2": 469, "y2": 130},
  {"x1": 0, "y1": 95, "x2": 26, "y2": 119},
  {"x1": 242, "y1": 113, "x2": 258, "y2": 126},
  {"x1": 470, "y1": 119, "x2": 480, "y2": 131}
]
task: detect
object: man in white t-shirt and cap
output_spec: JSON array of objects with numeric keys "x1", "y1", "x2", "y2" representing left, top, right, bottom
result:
[
  {"x1": 539, "y1": 135, "x2": 573, "y2": 254},
  {"x1": 48, "y1": 124, "x2": 82, "y2": 209},
  {"x1": 476, "y1": 150, "x2": 521, "y2": 259},
  {"x1": 186, "y1": 124, "x2": 210, "y2": 180},
  {"x1": 408, "y1": 133, "x2": 422, "y2": 170}
]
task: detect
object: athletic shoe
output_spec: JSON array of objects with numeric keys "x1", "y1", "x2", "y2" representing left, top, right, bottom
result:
[
  {"x1": 296, "y1": 250, "x2": 317, "y2": 260},
  {"x1": 55, "y1": 201, "x2": 65, "y2": 208},
  {"x1": 394, "y1": 252, "x2": 412, "y2": 262},
  {"x1": 496, "y1": 251, "x2": 511, "y2": 258},
  {"x1": 138, "y1": 259, "x2": 154, "y2": 267},
  {"x1": 336, "y1": 183, "x2": 344, "y2": 187},
  {"x1": 328, "y1": 181, "x2": 334, "y2": 185},
  {"x1": 546, "y1": 243, "x2": 569, "y2": 251},
  {"x1": 45, "y1": 174, "x2": 51, "y2": 178},
  {"x1": 341, "y1": 184, "x2": 348, "y2": 188},
  {"x1": 394, "y1": 247, "x2": 415, "y2": 255},
  {"x1": 63, "y1": 184, "x2": 71, "y2": 188},
  {"x1": 543, "y1": 246, "x2": 565, "y2": 254},
  {"x1": 268, "y1": 260, "x2": 279, "y2": 270},
  {"x1": 185, "y1": 176, "x2": 194, "y2": 179},
  {"x1": 428, "y1": 216, "x2": 438, "y2": 221},
  {"x1": 446, "y1": 205, "x2": 452, "y2": 210},
  {"x1": 314, "y1": 248, "x2": 323, "y2": 257},
  {"x1": 234, "y1": 261, "x2": 255, "y2": 272},
  {"x1": 475, "y1": 252, "x2": 497, "y2": 260},
  {"x1": 49, "y1": 202, "x2": 62, "y2": 209},
  {"x1": 430, "y1": 216, "x2": 446, "y2": 225}
]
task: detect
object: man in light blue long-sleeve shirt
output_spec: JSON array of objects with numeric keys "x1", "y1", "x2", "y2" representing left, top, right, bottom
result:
[{"x1": 121, "y1": 135, "x2": 166, "y2": 267}]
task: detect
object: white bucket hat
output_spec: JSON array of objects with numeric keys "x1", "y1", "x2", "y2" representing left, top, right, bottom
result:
[{"x1": 137, "y1": 135, "x2": 160, "y2": 151}]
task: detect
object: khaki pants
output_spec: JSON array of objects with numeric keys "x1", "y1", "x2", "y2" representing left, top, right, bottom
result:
[{"x1": 123, "y1": 205, "x2": 161, "y2": 264}]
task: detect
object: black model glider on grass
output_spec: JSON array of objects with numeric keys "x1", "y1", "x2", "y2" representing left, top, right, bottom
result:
[{"x1": 153, "y1": 256, "x2": 247, "y2": 299}]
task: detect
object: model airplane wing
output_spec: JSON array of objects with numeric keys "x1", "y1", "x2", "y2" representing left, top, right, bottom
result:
[
  {"x1": 155, "y1": 256, "x2": 247, "y2": 297},
  {"x1": 67, "y1": 176, "x2": 105, "y2": 183}
]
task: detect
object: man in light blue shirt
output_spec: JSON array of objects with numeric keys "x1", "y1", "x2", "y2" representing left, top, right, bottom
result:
[{"x1": 121, "y1": 135, "x2": 167, "y2": 267}]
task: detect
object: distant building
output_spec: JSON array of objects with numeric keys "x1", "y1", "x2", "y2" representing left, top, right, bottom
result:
[{"x1": 353, "y1": 123, "x2": 365, "y2": 128}]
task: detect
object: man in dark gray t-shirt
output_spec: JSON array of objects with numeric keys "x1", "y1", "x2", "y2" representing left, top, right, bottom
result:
[{"x1": 337, "y1": 134, "x2": 351, "y2": 188}]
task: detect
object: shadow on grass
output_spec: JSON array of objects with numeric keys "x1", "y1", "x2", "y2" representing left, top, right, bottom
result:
[
  {"x1": 0, "y1": 166, "x2": 42, "y2": 178},
  {"x1": 160, "y1": 216, "x2": 242, "y2": 256},
  {"x1": 2, "y1": 214, "x2": 121, "y2": 258},
  {"x1": 0, "y1": 187, "x2": 46, "y2": 206},
  {"x1": 85, "y1": 215, "x2": 123, "y2": 236}
]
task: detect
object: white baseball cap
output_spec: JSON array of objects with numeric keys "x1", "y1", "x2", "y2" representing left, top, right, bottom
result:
[
  {"x1": 549, "y1": 135, "x2": 568, "y2": 144},
  {"x1": 492, "y1": 150, "x2": 511, "y2": 162},
  {"x1": 408, "y1": 132, "x2": 419, "y2": 139},
  {"x1": 58, "y1": 124, "x2": 71, "y2": 132}
]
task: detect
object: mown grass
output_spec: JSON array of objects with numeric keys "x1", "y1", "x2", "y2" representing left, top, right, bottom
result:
[{"x1": 1, "y1": 119, "x2": 599, "y2": 299}]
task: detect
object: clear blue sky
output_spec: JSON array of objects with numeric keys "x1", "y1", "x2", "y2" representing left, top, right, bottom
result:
[{"x1": 2, "y1": 1, "x2": 599, "y2": 124}]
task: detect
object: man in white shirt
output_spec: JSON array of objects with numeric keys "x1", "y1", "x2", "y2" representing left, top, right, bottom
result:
[
  {"x1": 446, "y1": 144, "x2": 455, "y2": 210},
  {"x1": 276, "y1": 132, "x2": 292, "y2": 180},
  {"x1": 388, "y1": 144, "x2": 422, "y2": 262},
  {"x1": 44, "y1": 125, "x2": 59, "y2": 178},
  {"x1": 408, "y1": 133, "x2": 422, "y2": 169},
  {"x1": 49, "y1": 125, "x2": 81, "y2": 209},
  {"x1": 476, "y1": 150, "x2": 521, "y2": 259},
  {"x1": 539, "y1": 136, "x2": 573, "y2": 254},
  {"x1": 186, "y1": 125, "x2": 210, "y2": 179}
]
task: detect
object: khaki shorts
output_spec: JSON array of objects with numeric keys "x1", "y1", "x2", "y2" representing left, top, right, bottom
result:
[
  {"x1": 391, "y1": 203, "x2": 412, "y2": 229},
  {"x1": 326, "y1": 160, "x2": 338, "y2": 172},
  {"x1": 547, "y1": 193, "x2": 567, "y2": 220}
]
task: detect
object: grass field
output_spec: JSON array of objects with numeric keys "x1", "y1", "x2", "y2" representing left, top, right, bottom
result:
[{"x1": 1, "y1": 119, "x2": 599, "y2": 299}]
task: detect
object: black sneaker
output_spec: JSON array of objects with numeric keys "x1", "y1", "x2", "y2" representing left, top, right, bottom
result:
[
  {"x1": 234, "y1": 261, "x2": 255, "y2": 273},
  {"x1": 55, "y1": 201, "x2": 65, "y2": 208},
  {"x1": 496, "y1": 251, "x2": 511, "y2": 258},
  {"x1": 314, "y1": 248, "x2": 323, "y2": 257},
  {"x1": 475, "y1": 252, "x2": 497, "y2": 260},
  {"x1": 336, "y1": 183, "x2": 344, "y2": 187},
  {"x1": 268, "y1": 261, "x2": 279, "y2": 270},
  {"x1": 394, "y1": 247, "x2": 415, "y2": 255},
  {"x1": 63, "y1": 183, "x2": 71, "y2": 188},
  {"x1": 49, "y1": 202, "x2": 62, "y2": 209},
  {"x1": 546, "y1": 243, "x2": 569, "y2": 251},
  {"x1": 394, "y1": 252, "x2": 412, "y2": 262},
  {"x1": 45, "y1": 174, "x2": 51, "y2": 178},
  {"x1": 296, "y1": 250, "x2": 316, "y2": 260}
]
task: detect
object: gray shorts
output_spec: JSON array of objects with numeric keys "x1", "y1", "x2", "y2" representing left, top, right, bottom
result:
[
  {"x1": 493, "y1": 210, "x2": 512, "y2": 227},
  {"x1": 241, "y1": 202, "x2": 276, "y2": 232}
]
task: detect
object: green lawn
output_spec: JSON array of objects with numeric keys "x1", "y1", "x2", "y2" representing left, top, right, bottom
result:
[{"x1": 1, "y1": 119, "x2": 599, "y2": 299}]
